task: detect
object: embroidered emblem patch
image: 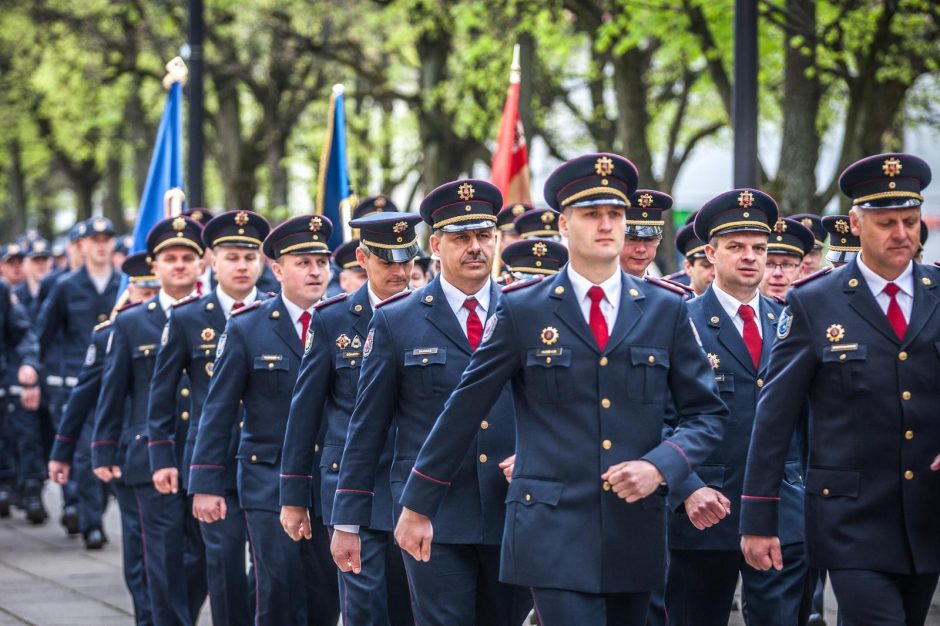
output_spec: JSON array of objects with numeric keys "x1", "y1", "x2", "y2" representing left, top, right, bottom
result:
[
  {"x1": 84, "y1": 344, "x2": 97, "y2": 367},
  {"x1": 216, "y1": 333, "x2": 227, "y2": 358},
  {"x1": 482, "y1": 315, "x2": 498, "y2": 343},
  {"x1": 777, "y1": 308, "x2": 793, "y2": 340},
  {"x1": 363, "y1": 329, "x2": 375, "y2": 357}
]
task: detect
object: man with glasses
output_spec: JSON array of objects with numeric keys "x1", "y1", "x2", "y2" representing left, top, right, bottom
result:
[{"x1": 760, "y1": 218, "x2": 817, "y2": 301}]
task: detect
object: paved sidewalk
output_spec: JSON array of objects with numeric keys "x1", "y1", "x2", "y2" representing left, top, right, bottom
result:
[{"x1": 1, "y1": 484, "x2": 939, "y2": 625}]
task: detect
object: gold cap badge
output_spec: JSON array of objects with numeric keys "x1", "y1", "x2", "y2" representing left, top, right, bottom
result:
[
  {"x1": 882, "y1": 157, "x2": 902, "y2": 177},
  {"x1": 594, "y1": 156, "x2": 614, "y2": 177},
  {"x1": 457, "y1": 183, "x2": 475, "y2": 201},
  {"x1": 738, "y1": 190, "x2": 755, "y2": 209}
]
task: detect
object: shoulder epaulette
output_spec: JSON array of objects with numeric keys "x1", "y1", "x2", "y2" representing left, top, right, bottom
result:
[
  {"x1": 267, "y1": 291, "x2": 277, "y2": 297},
  {"x1": 231, "y1": 300, "x2": 263, "y2": 317},
  {"x1": 115, "y1": 300, "x2": 142, "y2": 314},
  {"x1": 376, "y1": 289, "x2": 414, "y2": 309},
  {"x1": 314, "y1": 292, "x2": 348, "y2": 311},
  {"x1": 501, "y1": 276, "x2": 544, "y2": 293},
  {"x1": 771, "y1": 295, "x2": 786, "y2": 305},
  {"x1": 790, "y1": 265, "x2": 833, "y2": 288},
  {"x1": 933, "y1": 261, "x2": 939, "y2": 269},
  {"x1": 662, "y1": 270, "x2": 687, "y2": 281},
  {"x1": 660, "y1": 277, "x2": 695, "y2": 294},
  {"x1": 93, "y1": 319, "x2": 113, "y2": 332},
  {"x1": 643, "y1": 275, "x2": 685, "y2": 296},
  {"x1": 172, "y1": 294, "x2": 199, "y2": 308}
]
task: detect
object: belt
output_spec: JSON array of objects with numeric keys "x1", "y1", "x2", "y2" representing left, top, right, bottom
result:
[{"x1": 46, "y1": 375, "x2": 78, "y2": 388}]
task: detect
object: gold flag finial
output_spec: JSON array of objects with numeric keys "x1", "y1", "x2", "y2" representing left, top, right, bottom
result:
[{"x1": 162, "y1": 57, "x2": 189, "y2": 90}]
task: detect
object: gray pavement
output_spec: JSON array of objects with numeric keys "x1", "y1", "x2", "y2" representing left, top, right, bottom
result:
[{"x1": 1, "y1": 484, "x2": 938, "y2": 625}]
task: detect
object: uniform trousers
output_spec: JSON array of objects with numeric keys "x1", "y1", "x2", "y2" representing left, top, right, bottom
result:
[
  {"x1": 112, "y1": 480, "x2": 153, "y2": 625},
  {"x1": 828, "y1": 569, "x2": 939, "y2": 626},
  {"x1": 335, "y1": 526, "x2": 413, "y2": 626},
  {"x1": 200, "y1": 491, "x2": 253, "y2": 626},
  {"x1": 530, "y1": 586, "x2": 651, "y2": 626},
  {"x1": 401, "y1": 542, "x2": 530, "y2": 626},
  {"x1": 135, "y1": 486, "x2": 207, "y2": 626},
  {"x1": 665, "y1": 542, "x2": 807, "y2": 626}
]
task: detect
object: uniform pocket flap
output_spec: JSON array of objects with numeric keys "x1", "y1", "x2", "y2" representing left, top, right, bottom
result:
[
  {"x1": 630, "y1": 346, "x2": 670, "y2": 368},
  {"x1": 696, "y1": 465, "x2": 726, "y2": 489},
  {"x1": 821, "y1": 344, "x2": 866, "y2": 363},
  {"x1": 318, "y1": 444, "x2": 344, "y2": 470},
  {"x1": 506, "y1": 477, "x2": 564, "y2": 506},
  {"x1": 335, "y1": 352, "x2": 363, "y2": 369},
  {"x1": 806, "y1": 468, "x2": 859, "y2": 497},
  {"x1": 403, "y1": 348, "x2": 447, "y2": 367},
  {"x1": 715, "y1": 373, "x2": 735, "y2": 393},
  {"x1": 252, "y1": 355, "x2": 290, "y2": 371},
  {"x1": 237, "y1": 441, "x2": 282, "y2": 464},
  {"x1": 525, "y1": 348, "x2": 572, "y2": 368}
]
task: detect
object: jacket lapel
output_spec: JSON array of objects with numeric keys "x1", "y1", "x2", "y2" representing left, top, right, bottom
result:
[
  {"x1": 549, "y1": 270, "x2": 601, "y2": 353},
  {"x1": 271, "y1": 297, "x2": 303, "y2": 358},
  {"x1": 603, "y1": 274, "x2": 643, "y2": 355},
  {"x1": 843, "y1": 260, "x2": 901, "y2": 345},
  {"x1": 422, "y1": 278, "x2": 472, "y2": 355},
  {"x1": 757, "y1": 297, "x2": 778, "y2": 373},
  {"x1": 703, "y1": 287, "x2": 756, "y2": 374},
  {"x1": 350, "y1": 286, "x2": 372, "y2": 341},
  {"x1": 901, "y1": 264, "x2": 939, "y2": 348}
]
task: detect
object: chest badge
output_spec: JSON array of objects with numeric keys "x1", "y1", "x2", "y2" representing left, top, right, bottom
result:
[
  {"x1": 205, "y1": 361, "x2": 214, "y2": 377},
  {"x1": 826, "y1": 324, "x2": 845, "y2": 343},
  {"x1": 201, "y1": 327, "x2": 215, "y2": 342},
  {"x1": 351, "y1": 335, "x2": 362, "y2": 349},
  {"x1": 540, "y1": 326, "x2": 559, "y2": 346},
  {"x1": 336, "y1": 334, "x2": 351, "y2": 350},
  {"x1": 707, "y1": 353, "x2": 720, "y2": 370}
]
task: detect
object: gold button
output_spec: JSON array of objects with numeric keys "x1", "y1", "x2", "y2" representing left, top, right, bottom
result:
[
  {"x1": 647, "y1": 355, "x2": 655, "y2": 363},
  {"x1": 602, "y1": 439, "x2": 612, "y2": 450},
  {"x1": 545, "y1": 357, "x2": 552, "y2": 364},
  {"x1": 239, "y1": 420, "x2": 244, "y2": 428},
  {"x1": 480, "y1": 420, "x2": 489, "y2": 430},
  {"x1": 181, "y1": 388, "x2": 190, "y2": 397},
  {"x1": 899, "y1": 351, "x2": 908, "y2": 361},
  {"x1": 554, "y1": 286, "x2": 564, "y2": 295},
  {"x1": 205, "y1": 349, "x2": 211, "y2": 356},
  {"x1": 268, "y1": 363, "x2": 275, "y2": 369},
  {"x1": 331, "y1": 462, "x2": 339, "y2": 470},
  {"x1": 135, "y1": 434, "x2": 142, "y2": 440},
  {"x1": 144, "y1": 349, "x2": 150, "y2": 356},
  {"x1": 314, "y1": 444, "x2": 319, "y2": 452},
  {"x1": 601, "y1": 398, "x2": 611, "y2": 409},
  {"x1": 839, "y1": 354, "x2": 847, "y2": 361},
  {"x1": 250, "y1": 454, "x2": 258, "y2": 462},
  {"x1": 822, "y1": 488, "x2": 830, "y2": 496},
  {"x1": 756, "y1": 379, "x2": 764, "y2": 387},
  {"x1": 525, "y1": 494, "x2": 532, "y2": 502},
  {"x1": 98, "y1": 314, "x2": 107, "y2": 322},
  {"x1": 350, "y1": 360, "x2": 356, "y2": 366},
  {"x1": 602, "y1": 481, "x2": 611, "y2": 491},
  {"x1": 902, "y1": 391, "x2": 911, "y2": 400},
  {"x1": 422, "y1": 357, "x2": 429, "y2": 364},
  {"x1": 181, "y1": 411, "x2": 189, "y2": 421},
  {"x1": 599, "y1": 356, "x2": 608, "y2": 366},
  {"x1": 354, "y1": 304, "x2": 363, "y2": 312},
  {"x1": 905, "y1": 430, "x2": 914, "y2": 440},
  {"x1": 904, "y1": 470, "x2": 914, "y2": 480},
  {"x1": 479, "y1": 454, "x2": 488, "y2": 463}
]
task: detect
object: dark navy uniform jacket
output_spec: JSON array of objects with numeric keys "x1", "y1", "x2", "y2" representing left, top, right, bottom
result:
[
  {"x1": 400, "y1": 269, "x2": 729, "y2": 594},
  {"x1": 331, "y1": 276, "x2": 515, "y2": 545},
  {"x1": 37, "y1": 267, "x2": 120, "y2": 375},
  {"x1": 0, "y1": 282, "x2": 39, "y2": 375},
  {"x1": 148, "y1": 291, "x2": 267, "y2": 492},
  {"x1": 50, "y1": 321, "x2": 113, "y2": 463},
  {"x1": 91, "y1": 296, "x2": 191, "y2": 487},
  {"x1": 189, "y1": 295, "x2": 305, "y2": 512},
  {"x1": 741, "y1": 260, "x2": 940, "y2": 574},
  {"x1": 280, "y1": 284, "x2": 396, "y2": 531},
  {"x1": 667, "y1": 287, "x2": 804, "y2": 551}
]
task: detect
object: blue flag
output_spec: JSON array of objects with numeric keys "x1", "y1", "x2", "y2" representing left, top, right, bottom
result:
[
  {"x1": 131, "y1": 80, "x2": 184, "y2": 254},
  {"x1": 317, "y1": 84, "x2": 354, "y2": 250}
]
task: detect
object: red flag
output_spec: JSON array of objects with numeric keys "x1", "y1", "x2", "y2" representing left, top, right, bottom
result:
[{"x1": 491, "y1": 45, "x2": 531, "y2": 205}]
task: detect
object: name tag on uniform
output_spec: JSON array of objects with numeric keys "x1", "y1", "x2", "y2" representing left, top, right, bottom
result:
[
  {"x1": 199, "y1": 343, "x2": 217, "y2": 350},
  {"x1": 830, "y1": 343, "x2": 859, "y2": 352},
  {"x1": 412, "y1": 347, "x2": 438, "y2": 356},
  {"x1": 715, "y1": 374, "x2": 725, "y2": 382},
  {"x1": 137, "y1": 344, "x2": 157, "y2": 352},
  {"x1": 260, "y1": 354, "x2": 283, "y2": 362},
  {"x1": 342, "y1": 351, "x2": 362, "y2": 358},
  {"x1": 536, "y1": 348, "x2": 563, "y2": 357}
]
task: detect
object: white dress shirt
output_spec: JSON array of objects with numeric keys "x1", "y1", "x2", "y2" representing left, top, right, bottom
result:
[
  {"x1": 367, "y1": 283, "x2": 383, "y2": 310},
  {"x1": 566, "y1": 265, "x2": 621, "y2": 330},
  {"x1": 710, "y1": 282, "x2": 763, "y2": 339},
  {"x1": 439, "y1": 275, "x2": 490, "y2": 338},
  {"x1": 89, "y1": 270, "x2": 113, "y2": 295},
  {"x1": 856, "y1": 254, "x2": 914, "y2": 323},
  {"x1": 158, "y1": 289, "x2": 196, "y2": 316},
  {"x1": 280, "y1": 294, "x2": 314, "y2": 340},
  {"x1": 216, "y1": 286, "x2": 258, "y2": 319}
]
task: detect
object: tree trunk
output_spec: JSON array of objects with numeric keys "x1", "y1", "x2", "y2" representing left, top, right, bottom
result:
[
  {"x1": 127, "y1": 86, "x2": 152, "y2": 203},
  {"x1": 6, "y1": 139, "x2": 28, "y2": 237},
  {"x1": 267, "y1": 134, "x2": 289, "y2": 211},
  {"x1": 103, "y1": 147, "x2": 125, "y2": 230},
  {"x1": 776, "y1": 0, "x2": 821, "y2": 216}
]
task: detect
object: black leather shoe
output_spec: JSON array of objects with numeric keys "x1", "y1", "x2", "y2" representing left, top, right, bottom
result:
[
  {"x1": 0, "y1": 483, "x2": 11, "y2": 518},
  {"x1": 84, "y1": 528, "x2": 106, "y2": 550},
  {"x1": 23, "y1": 480, "x2": 47, "y2": 524},
  {"x1": 60, "y1": 504, "x2": 80, "y2": 535},
  {"x1": 807, "y1": 613, "x2": 827, "y2": 626}
]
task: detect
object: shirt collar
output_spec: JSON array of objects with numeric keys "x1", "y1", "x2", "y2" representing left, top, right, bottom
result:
[
  {"x1": 857, "y1": 253, "x2": 914, "y2": 298},
  {"x1": 711, "y1": 281, "x2": 761, "y2": 320},
  {"x1": 280, "y1": 293, "x2": 312, "y2": 325},
  {"x1": 366, "y1": 283, "x2": 382, "y2": 310},
  {"x1": 158, "y1": 289, "x2": 195, "y2": 315},
  {"x1": 566, "y1": 264, "x2": 622, "y2": 305},
  {"x1": 438, "y1": 274, "x2": 491, "y2": 316},
  {"x1": 216, "y1": 286, "x2": 258, "y2": 318}
]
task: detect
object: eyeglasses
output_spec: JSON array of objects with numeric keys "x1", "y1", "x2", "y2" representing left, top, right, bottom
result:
[{"x1": 766, "y1": 261, "x2": 801, "y2": 272}]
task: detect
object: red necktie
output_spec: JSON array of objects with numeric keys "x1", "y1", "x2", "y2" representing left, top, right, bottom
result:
[
  {"x1": 299, "y1": 310, "x2": 312, "y2": 344},
  {"x1": 463, "y1": 297, "x2": 482, "y2": 350},
  {"x1": 588, "y1": 286, "x2": 608, "y2": 351},
  {"x1": 232, "y1": 301, "x2": 244, "y2": 312},
  {"x1": 884, "y1": 282, "x2": 907, "y2": 340},
  {"x1": 738, "y1": 304, "x2": 762, "y2": 369}
]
